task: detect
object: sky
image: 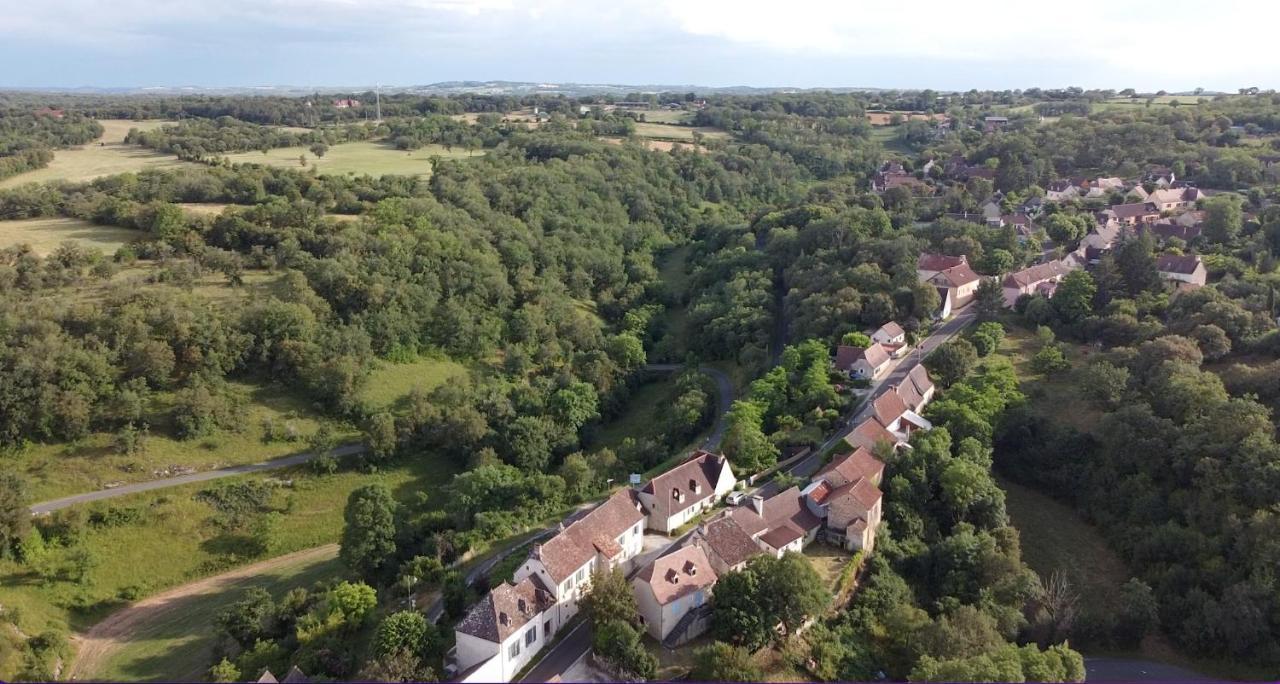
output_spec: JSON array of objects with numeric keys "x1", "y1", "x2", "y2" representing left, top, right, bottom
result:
[{"x1": 0, "y1": 0, "x2": 1276, "y2": 91}]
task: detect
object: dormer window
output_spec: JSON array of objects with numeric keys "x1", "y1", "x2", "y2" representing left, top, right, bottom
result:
[
  {"x1": 684, "y1": 561, "x2": 697, "y2": 576},
  {"x1": 517, "y1": 598, "x2": 527, "y2": 613},
  {"x1": 666, "y1": 568, "x2": 679, "y2": 583},
  {"x1": 690, "y1": 479, "x2": 701, "y2": 495},
  {"x1": 499, "y1": 612, "x2": 509, "y2": 626},
  {"x1": 672, "y1": 487, "x2": 683, "y2": 502}
]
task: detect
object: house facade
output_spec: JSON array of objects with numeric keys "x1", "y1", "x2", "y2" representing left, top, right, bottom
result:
[
  {"x1": 632, "y1": 545, "x2": 718, "y2": 645},
  {"x1": 1157, "y1": 254, "x2": 1207, "y2": 287},
  {"x1": 637, "y1": 451, "x2": 736, "y2": 533},
  {"x1": 1001, "y1": 260, "x2": 1076, "y2": 307},
  {"x1": 455, "y1": 576, "x2": 560, "y2": 683},
  {"x1": 835, "y1": 344, "x2": 892, "y2": 380}
]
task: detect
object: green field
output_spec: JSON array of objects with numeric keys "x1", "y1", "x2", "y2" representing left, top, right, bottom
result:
[
  {"x1": 0, "y1": 455, "x2": 454, "y2": 677},
  {"x1": 640, "y1": 109, "x2": 694, "y2": 124},
  {"x1": 0, "y1": 120, "x2": 192, "y2": 189},
  {"x1": 90, "y1": 548, "x2": 340, "y2": 681},
  {"x1": 0, "y1": 217, "x2": 144, "y2": 256},
  {"x1": 868, "y1": 126, "x2": 912, "y2": 155},
  {"x1": 221, "y1": 141, "x2": 480, "y2": 177},
  {"x1": 632, "y1": 122, "x2": 729, "y2": 142},
  {"x1": 360, "y1": 356, "x2": 470, "y2": 411},
  {"x1": 13, "y1": 381, "x2": 355, "y2": 502}
]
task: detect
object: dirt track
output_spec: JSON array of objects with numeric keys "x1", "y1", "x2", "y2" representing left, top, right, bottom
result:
[{"x1": 66, "y1": 544, "x2": 339, "y2": 681}]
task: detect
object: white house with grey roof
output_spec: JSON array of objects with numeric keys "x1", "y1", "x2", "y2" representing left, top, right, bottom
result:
[{"x1": 454, "y1": 576, "x2": 560, "y2": 682}]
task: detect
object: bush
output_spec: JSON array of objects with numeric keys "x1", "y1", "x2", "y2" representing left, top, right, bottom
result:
[{"x1": 593, "y1": 619, "x2": 657, "y2": 679}]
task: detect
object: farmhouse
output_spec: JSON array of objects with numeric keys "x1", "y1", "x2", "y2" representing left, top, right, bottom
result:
[
  {"x1": 691, "y1": 516, "x2": 764, "y2": 574},
  {"x1": 870, "y1": 389, "x2": 932, "y2": 440},
  {"x1": 637, "y1": 451, "x2": 736, "y2": 533},
  {"x1": 1146, "y1": 187, "x2": 1205, "y2": 212},
  {"x1": 843, "y1": 416, "x2": 907, "y2": 452},
  {"x1": 1002, "y1": 260, "x2": 1077, "y2": 307},
  {"x1": 917, "y1": 253, "x2": 968, "y2": 281},
  {"x1": 922, "y1": 259, "x2": 982, "y2": 316},
  {"x1": 871, "y1": 321, "x2": 910, "y2": 357},
  {"x1": 802, "y1": 476, "x2": 883, "y2": 552},
  {"x1": 814, "y1": 446, "x2": 885, "y2": 488},
  {"x1": 632, "y1": 545, "x2": 718, "y2": 645},
  {"x1": 729, "y1": 488, "x2": 824, "y2": 557},
  {"x1": 1156, "y1": 254, "x2": 1207, "y2": 287},
  {"x1": 835, "y1": 344, "x2": 892, "y2": 380}
]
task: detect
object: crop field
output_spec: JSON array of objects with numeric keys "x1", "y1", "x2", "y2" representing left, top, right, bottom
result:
[
  {"x1": 221, "y1": 140, "x2": 480, "y2": 177},
  {"x1": 0, "y1": 217, "x2": 143, "y2": 255},
  {"x1": 0, "y1": 120, "x2": 192, "y2": 189}
]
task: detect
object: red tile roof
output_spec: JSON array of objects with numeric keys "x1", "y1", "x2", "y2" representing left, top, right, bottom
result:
[
  {"x1": 815, "y1": 446, "x2": 884, "y2": 488},
  {"x1": 931, "y1": 262, "x2": 982, "y2": 288},
  {"x1": 917, "y1": 253, "x2": 968, "y2": 272},
  {"x1": 730, "y1": 487, "x2": 822, "y2": 539},
  {"x1": 872, "y1": 390, "x2": 909, "y2": 428},
  {"x1": 694, "y1": 516, "x2": 763, "y2": 569},
  {"x1": 533, "y1": 488, "x2": 646, "y2": 583},
  {"x1": 844, "y1": 418, "x2": 899, "y2": 452},
  {"x1": 1002, "y1": 261, "x2": 1073, "y2": 289}
]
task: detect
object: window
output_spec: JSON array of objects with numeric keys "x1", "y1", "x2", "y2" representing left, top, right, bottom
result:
[
  {"x1": 576, "y1": 567, "x2": 586, "y2": 583},
  {"x1": 544, "y1": 619, "x2": 552, "y2": 636},
  {"x1": 525, "y1": 626, "x2": 537, "y2": 646},
  {"x1": 563, "y1": 577, "x2": 573, "y2": 592},
  {"x1": 508, "y1": 641, "x2": 520, "y2": 659}
]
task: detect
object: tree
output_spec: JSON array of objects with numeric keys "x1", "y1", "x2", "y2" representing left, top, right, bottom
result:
[
  {"x1": 974, "y1": 279, "x2": 1004, "y2": 321},
  {"x1": 712, "y1": 553, "x2": 829, "y2": 648},
  {"x1": 372, "y1": 611, "x2": 433, "y2": 658},
  {"x1": 217, "y1": 587, "x2": 276, "y2": 649},
  {"x1": 710, "y1": 564, "x2": 772, "y2": 650},
  {"x1": 1043, "y1": 213, "x2": 1089, "y2": 244},
  {"x1": 1032, "y1": 345, "x2": 1071, "y2": 376},
  {"x1": 339, "y1": 484, "x2": 399, "y2": 582},
  {"x1": 926, "y1": 339, "x2": 978, "y2": 387},
  {"x1": 309, "y1": 142, "x2": 329, "y2": 158},
  {"x1": 0, "y1": 473, "x2": 31, "y2": 560},
  {"x1": 1203, "y1": 194, "x2": 1243, "y2": 244},
  {"x1": 842, "y1": 331, "x2": 872, "y2": 347},
  {"x1": 593, "y1": 619, "x2": 657, "y2": 679},
  {"x1": 365, "y1": 412, "x2": 399, "y2": 461},
  {"x1": 1052, "y1": 270, "x2": 1096, "y2": 324},
  {"x1": 549, "y1": 381, "x2": 599, "y2": 430},
  {"x1": 209, "y1": 658, "x2": 241, "y2": 683},
  {"x1": 691, "y1": 642, "x2": 763, "y2": 681},
  {"x1": 722, "y1": 400, "x2": 779, "y2": 473},
  {"x1": 581, "y1": 568, "x2": 639, "y2": 627},
  {"x1": 1115, "y1": 578, "x2": 1159, "y2": 647},
  {"x1": 1190, "y1": 324, "x2": 1231, "y2": 361}
]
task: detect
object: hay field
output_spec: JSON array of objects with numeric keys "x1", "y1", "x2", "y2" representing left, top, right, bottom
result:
[
  {"x1": 0, "y1": 217, "x2": 142, "y2": 255},
  {"x1": 0, "y1": 120, "x2": 193, "y2": 189},
  {"x1": 221, "y1": 140, "x2": 479, "y2": 177}
]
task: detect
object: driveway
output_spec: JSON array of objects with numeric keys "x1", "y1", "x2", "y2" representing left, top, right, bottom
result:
[{"x1": 29, "y1": 444, "x2": 366, "y2": 515}]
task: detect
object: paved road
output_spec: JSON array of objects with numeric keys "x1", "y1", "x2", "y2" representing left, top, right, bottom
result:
[
  {"x1": 750, "y1": 308, "x2": 976, "y2": 499},
  {"x1": 425, "y1": 526, "x2": 560, "y2": 624},
  {"x1": 1084, "y1": 657, "x2": 1211, "y2": 682},
  {"x1": 29, "y1": 444, "x2": 366, "y2": 515},
  {"x1": 519, "y1": 620, "x2": 594, "y2": 683},
  {"x1": 643, "y1": 364, "x2": 734, "y2": 450}
]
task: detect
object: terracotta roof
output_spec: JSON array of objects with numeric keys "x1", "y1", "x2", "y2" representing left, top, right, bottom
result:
[
  {"x1": 759, "y1": 525, "x2": 805, "y2": 550},
  {"x1": 456, "y1": 575, "x2": 556, "y2": 643},
  {"x1": 808, "y1": 480, "x2": 834, "y2": 504},
  {"x1": 815, "y1": 446, "x2": 884, "y2": 488},
  {"x1": 835, "y1": 344, "x2": 889, "y2": 373},
  {"x1": 534, "y1": 488, "x2": 646, "y2": 584},
  {"x1": 917, "y1": 253, "x2": 967, "y2": 273},
  {"x1": 642, "y1": 451, "x2": 731, "y2": 522},
  {"x1": 896, "y1": 379, "x2": 925, "y2": 412},
  {"x1": 827, "y1": 478, "x2": 882, "y2": 525},
  {"x1": 844, "y1": 418, "x2": 899, "y2": 452},
  {"x1": 695, "y1": 516, "x2": 762, "y2": 569},
  {"x1": 875, "y1": 321, "x2": 905, "y2": 339},
  {"x1": 730, "y1": 487, "x2": 822, "y2": 539},
  {"x1": 1157, "y1": 254, "x2": 1203, "y2": 275},
  {"x1": 930, "y1": 262, "x2": 982, "y2": 288},
  {"x1": 872, "y1": 390, "x2": 909, "y2": 428},
  {"x1": 634, "y1": 545, "x2": 717, "y2": 606},
  {"x1": 1002, "y1": 261, "x2": 1073, "y2": 289}
]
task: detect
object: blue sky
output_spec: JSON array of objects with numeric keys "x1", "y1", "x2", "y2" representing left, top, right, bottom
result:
[{"x1": 0, "y1": 0, "x2": 1274, "y2": 91}]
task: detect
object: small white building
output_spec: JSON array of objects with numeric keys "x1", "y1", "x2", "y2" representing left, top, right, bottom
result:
[
  {"x1": 632, "y1": 545, "x2": 718, "y2": 645},
  {"x1": 455, "y1": 576, "x2": 560, "y2": 683},
  {"x1": 1157, "y1": 254, "x2": 1207, "y2": 287},
  {"x1": 835, "y1": 344, "x2": 892, "y2": 380}
]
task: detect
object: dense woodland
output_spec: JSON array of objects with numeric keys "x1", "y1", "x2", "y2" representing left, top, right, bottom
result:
[{"x1": 1, "y1": 88, "x2": 1280, "y2": 681}]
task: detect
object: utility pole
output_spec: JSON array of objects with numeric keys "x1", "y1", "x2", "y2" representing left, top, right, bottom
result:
[{"x1": 375, "y1": 84, "x2": 382, "y2": 123}]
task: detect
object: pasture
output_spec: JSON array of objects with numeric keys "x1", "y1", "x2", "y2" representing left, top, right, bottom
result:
[
  {"x1": 0, "y1": 455, "x2": 456, "y2": 680},
  {"x1": 220, "y1": 140, "x2": 479, "y2": 177},
  {"x1": 0, "y1": 217, "x2": 143, "y2": 256},
  {"x1": 359, "y1": 356, "x2": 470, "y2": 411},
  {"x1": 632, "y1": 122, "x2": 729, "y2": 142},
  {"x1": 640, "y1": 109, "x2": 694, "y2": 124},
  {"x1": 0, "y1": 120, "x2": 193, "y2": 189}
]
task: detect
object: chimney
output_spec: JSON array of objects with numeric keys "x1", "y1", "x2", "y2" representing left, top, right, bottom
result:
[
  {"x1": 531, "y1": 543, "x2": 542, "y2": 560},
  {"x1": 750, "y1": 495, "x2": 764, "y2": 516}
]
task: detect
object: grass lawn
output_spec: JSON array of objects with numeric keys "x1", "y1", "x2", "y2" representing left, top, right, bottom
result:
[
  {"x1": 590, "y1": 376, "x2": 683, "y2": 452},
  {"x1": 640, "y1": 110, "x2": 693, "y2": 125},
  {"x1": 0, "y1": 454, "x2": 454, "y2": 680},
  {"x1": 997, "y1": 323, "x2": 1103, "y2": 435},
  {"x1": 632, "y1": 122, "x2": 729, "y2": 142},
  {"x1": 0, "y1": 217, "x2": 144, "y2": 256},
  {"x1": 804, "y1": 544, "x2": 855, "y2": 593},
  {"x1": 12, "y1": 381, "x2": 356, "y2": 503},
  {"x1": 360, "y1": 356, "x2": 470, "y2": 411},
  {"x1": 90, "y1": 548, "x2": 340, "y2": 682},
  {"x1": 221, "y1": 141, "x2": 480, "y2": 177},
  {"x1": 0, "y1": 120, "x2": 193, "y2": 189},
  {"x1": 868, "y1": 126, "x2": 912, "y2": 155}
]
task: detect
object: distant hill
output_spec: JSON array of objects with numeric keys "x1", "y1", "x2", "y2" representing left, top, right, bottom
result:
[{"x1": 4, "y1": 81, "x2": 886, "y2": 97}]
